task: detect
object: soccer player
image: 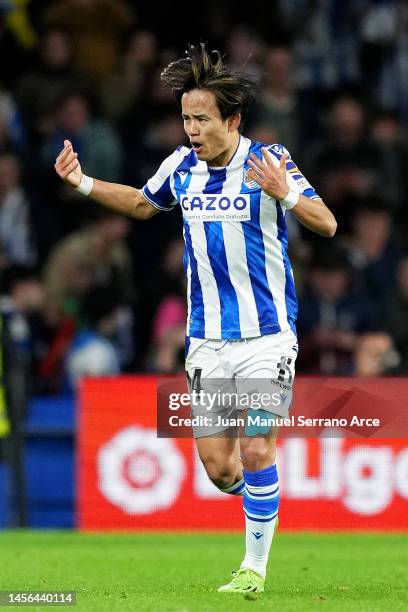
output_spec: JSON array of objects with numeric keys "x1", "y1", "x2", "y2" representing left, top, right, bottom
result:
[{"x1": 54, "y1": 43, "x2": 337, "y2": 594}]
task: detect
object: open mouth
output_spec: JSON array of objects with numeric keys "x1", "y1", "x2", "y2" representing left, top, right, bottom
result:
[{"x1": 191, "y1": 141, "x2": 203, "y2": 153}]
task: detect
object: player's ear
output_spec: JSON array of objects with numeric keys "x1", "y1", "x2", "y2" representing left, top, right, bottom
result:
[{"x1": 228, "y1": 113, "x2": 241, "y2": 132}]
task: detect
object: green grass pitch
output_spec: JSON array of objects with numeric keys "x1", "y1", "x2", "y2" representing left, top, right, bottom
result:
[{"x1": 0, "y1": 531, "x2": 407, "y2": 611}]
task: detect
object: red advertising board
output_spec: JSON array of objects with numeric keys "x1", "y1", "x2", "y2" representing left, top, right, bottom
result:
[{"x1": 78, "y1": 377, "x2": 408, "y2": 530}]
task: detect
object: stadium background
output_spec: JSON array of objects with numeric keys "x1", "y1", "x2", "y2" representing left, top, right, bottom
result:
[{"x1": 0, "y1": 0, "x2": 407, "y2": 537}]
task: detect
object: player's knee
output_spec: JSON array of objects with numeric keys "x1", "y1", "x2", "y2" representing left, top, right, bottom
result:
[
  {"x1": 201, "y1": 454, "x2": 238, "y2": 489},
  {"x1": 240, "y1": 439, "x2": 275, "y2": 472}
]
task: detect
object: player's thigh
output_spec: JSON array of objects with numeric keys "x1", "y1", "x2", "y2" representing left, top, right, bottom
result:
[
  {"x1": 185, "y1": 337, "x2": 226, "y2": 382},
  {"x1": 235, "y1": 328, "x2": 297, "y2": 380},
  {"x1": 185, "y1": 337, "x2": 239, "y2": 439},
  {"x1": 235, "y1": 328, "x2": 298, "y2": 419}
]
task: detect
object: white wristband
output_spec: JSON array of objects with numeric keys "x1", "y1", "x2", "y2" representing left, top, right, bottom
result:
[
  {"x1": 281, "y1": 186, "x2": 300, "y2": 209},
  {"x1": 75, "y1": 174, "x2": 94, "y2": 196}
]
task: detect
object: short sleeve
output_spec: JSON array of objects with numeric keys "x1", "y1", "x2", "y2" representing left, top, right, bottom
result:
[
  {"x1": 142, "y1": 148, "x2": 186, "y2": 211},
  {"x1": 268, "y1": 144, "x2": 320, "y2": 201}
]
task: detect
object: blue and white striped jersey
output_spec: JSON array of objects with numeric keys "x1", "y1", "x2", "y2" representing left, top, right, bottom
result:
[{"x1": 142, "y1": 136, "x2": 320, "y2": 340}]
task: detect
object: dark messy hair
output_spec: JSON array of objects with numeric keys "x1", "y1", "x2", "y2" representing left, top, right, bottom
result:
[{"x1": 161, "y1": 43, "x2": 258, "y2": 126}]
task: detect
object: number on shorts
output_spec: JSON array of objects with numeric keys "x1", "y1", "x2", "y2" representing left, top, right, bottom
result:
[
  {"x1": 186, "y1": 367, "x2": 202, "y2": 393},
  {"x1": 277, "y1": 356, "x2": 293, "y2": 384}
]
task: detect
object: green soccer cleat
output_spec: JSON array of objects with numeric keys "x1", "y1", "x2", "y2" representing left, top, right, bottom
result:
[{"x1": 217, "y1": 568, "x2": 265, "y2": 593}]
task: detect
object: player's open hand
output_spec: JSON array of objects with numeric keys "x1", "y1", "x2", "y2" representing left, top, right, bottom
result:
[
  {"x1": 54, "y1": 140, "x2": 82, "y2": 187},
  {"x1": 247, "y1": 147, "x2": 289, "y2": 200}
]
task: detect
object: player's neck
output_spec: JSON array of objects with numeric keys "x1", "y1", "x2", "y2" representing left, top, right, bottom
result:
[{"x1": 208, "y1": 133, "x2": 240, "y2": 168}]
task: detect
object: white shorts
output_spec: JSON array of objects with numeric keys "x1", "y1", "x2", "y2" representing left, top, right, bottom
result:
[{"x1": 185, "y1": 329, "x2": 298, "y2": 438}]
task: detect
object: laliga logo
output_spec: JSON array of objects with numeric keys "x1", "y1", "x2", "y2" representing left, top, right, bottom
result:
[
  {"x1": 98, "y1": 425, "x2": 186, "y2": 514},
  {"x1": 279, "y1": 438, "x2": 408, "y2": 515}
]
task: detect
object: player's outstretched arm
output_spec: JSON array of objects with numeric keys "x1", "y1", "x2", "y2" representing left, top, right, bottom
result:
[{"x1": 54, "y1": 140, "x2": 159, "y2": 221}]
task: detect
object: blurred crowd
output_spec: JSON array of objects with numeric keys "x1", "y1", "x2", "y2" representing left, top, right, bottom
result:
[{"x1": 0, "y1": 0, "x2": 408, "y2": 396}]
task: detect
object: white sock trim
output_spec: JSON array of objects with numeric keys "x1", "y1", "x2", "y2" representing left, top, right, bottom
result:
[{"x1": 221, "y1": 477, "x2": 245, "y2": 495}]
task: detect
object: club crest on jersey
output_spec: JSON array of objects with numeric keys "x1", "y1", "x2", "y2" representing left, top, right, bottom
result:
[{"x1": 243, "y1": 168, "x2": 259, "y2": 189}]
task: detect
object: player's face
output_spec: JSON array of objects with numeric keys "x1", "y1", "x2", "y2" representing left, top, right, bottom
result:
[{"x1": 181, "y1": 89, "x2": 239, "y2": 166}]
